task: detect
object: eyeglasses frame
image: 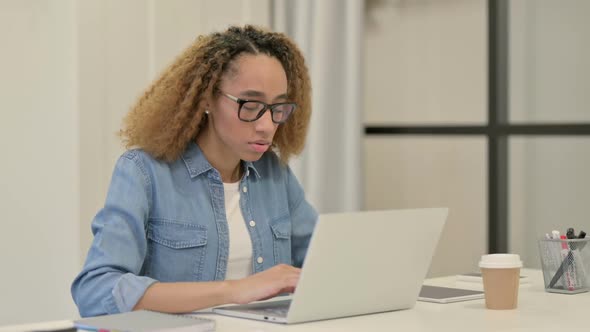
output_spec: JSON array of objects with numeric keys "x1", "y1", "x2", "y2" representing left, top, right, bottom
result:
[{"x1": 220, "y1": 92, "x2": 297, "y2": 124}]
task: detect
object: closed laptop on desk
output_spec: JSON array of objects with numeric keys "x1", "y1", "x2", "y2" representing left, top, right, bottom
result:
[{"x1": 213, "y1": 208, "x2": 448, "y2": 324}]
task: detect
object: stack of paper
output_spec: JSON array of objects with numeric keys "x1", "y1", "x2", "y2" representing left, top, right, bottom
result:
[{"x1": 74, "y1": 310, "x2": 215, "y2": 332}]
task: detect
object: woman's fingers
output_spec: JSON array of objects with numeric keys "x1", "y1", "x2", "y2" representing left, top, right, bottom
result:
[{"x1": 230, "y1": 264, "x2": 301, "y2": 304}]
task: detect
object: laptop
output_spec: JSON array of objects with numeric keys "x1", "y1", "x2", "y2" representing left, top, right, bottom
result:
[{"x1": 213, "y1": 208, "x2": 448, "y2": 324}]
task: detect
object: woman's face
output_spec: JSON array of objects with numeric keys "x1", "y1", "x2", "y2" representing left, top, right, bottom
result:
[{"x1": 207, "y1": 54, "x2": 288, "y2": 163}]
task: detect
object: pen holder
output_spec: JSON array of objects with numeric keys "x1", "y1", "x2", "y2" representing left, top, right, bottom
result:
[{"x1": 538, "y1": 238, "x2": 590, "y2": 294}]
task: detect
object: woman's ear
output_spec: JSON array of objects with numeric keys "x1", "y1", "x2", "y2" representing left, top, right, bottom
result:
[{"x1": 204, "y1": 96, "x2": 214, "y2": 112}]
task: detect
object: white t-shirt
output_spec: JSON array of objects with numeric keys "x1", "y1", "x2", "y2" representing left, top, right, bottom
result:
[{"x1": 223, "y1": 182, "x2": 253, "y2": 280}]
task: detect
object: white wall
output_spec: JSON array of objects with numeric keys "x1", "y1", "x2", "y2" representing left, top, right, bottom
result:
[
  {"x1": 509, "y1": 0, "x2": 590, "y2": 268},
  {"x1": 365, "y1": 0, "x2": 487, "y2": 125},
  {"x1": 509, "y1": 0, "x2": 590, "y2": 123},
  {"x1": 363, "y1": 0, "x2": 488, "y2": 277},
  {"x1": 365, "y1": 137, "x2": 487, "y2": 277},
  {"x1": 0, "y1": 0, "x2": 79, "y2": 325},
  {"x1": 0, "y1": 0, "x2": 269, "y2": 325}
]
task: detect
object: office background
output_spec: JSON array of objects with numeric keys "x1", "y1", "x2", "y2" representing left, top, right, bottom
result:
[{"x1": 1, "y1": 0, "x2": 588, "y2": 326}]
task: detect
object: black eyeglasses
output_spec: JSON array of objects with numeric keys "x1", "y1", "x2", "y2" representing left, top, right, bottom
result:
[{"x1": 221, "y1": 92, "x2": 296, "y2": 124}]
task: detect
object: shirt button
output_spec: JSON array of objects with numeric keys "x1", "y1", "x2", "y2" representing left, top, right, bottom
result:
[
  {"x1": 242, "y1": 186, "x2": 248, "y2": 193},
  {"x1": 257, "y1": 256, "x2": 264, "y2": 264},
  {"x1": 249, "y1": 220, "x2": 256, "y2": 227},
  {"x1": 246, "y1": 170, "x2": 250, "y2": 177}
]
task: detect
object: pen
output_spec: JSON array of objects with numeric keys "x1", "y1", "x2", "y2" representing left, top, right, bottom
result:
[
  {"x1": 575, "y1": 230, "x2": 587, "y2": 288},
  {"x1": 572, "y1": 230, "x2": 587, "y2": 250},
  {"x1": 577, "y1": 231, "x2": 586, "y2": 250},
  {"x1": 548, "y1": 236, "x2": 573, "y2": 289},
  {"x1": 566, "y1": 228, "x2": 576, "y2": 252},
  {"x1": 548, "y1": 229, "x2": 586, "y2": 289},
  {"x1": 560, "y1": 235, "x2": 574, "y2": 291}
]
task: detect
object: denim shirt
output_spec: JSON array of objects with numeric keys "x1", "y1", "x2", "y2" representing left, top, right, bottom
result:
[{"x1": 71, "y1": 142, "x2": 318, "y2": 317}]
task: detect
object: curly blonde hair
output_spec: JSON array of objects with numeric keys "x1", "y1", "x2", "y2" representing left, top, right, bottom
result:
[{"x1": 120, "y1": 25, "x2": 312, "y2": 164}]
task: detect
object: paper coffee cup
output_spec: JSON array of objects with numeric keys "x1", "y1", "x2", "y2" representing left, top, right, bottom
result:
[{"x1": 479, "y1": 254, "x2": 522, "y2": 310}]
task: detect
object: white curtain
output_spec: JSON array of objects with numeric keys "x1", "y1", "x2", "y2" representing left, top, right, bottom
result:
[{"x1": 273, "y1": 0, "x2": 364, "y2": 213}]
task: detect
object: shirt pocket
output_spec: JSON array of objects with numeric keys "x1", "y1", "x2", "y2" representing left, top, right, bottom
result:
[
  {"x1": 145, "y1": 219, "x2": 208, "y2": 281},
  {"x1": 270, "y1": 215, "x2": 292, "y2": 265}
]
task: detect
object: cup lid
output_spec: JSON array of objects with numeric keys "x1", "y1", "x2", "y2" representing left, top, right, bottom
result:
[{"x1": 479, "y1": 254, "x2": 522, "y2": 268}]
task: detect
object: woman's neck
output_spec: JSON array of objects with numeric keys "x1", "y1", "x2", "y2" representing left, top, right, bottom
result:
[{"x1": 196, "y1": 129, "x2": 242, "y2": 183}]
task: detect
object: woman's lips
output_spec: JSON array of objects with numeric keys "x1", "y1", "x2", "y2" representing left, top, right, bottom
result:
[{"x1": 249, "y1": 142, "x2": 270, "y2": 153}]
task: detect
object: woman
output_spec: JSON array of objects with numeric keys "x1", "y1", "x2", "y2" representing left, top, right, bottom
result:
[{"x1": 71, "y1": 25, "x2": 317, "y2": 317}]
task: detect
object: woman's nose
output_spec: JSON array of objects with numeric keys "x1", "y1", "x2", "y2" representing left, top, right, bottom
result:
[{"x1": 255, "y1": 109, "x2": 276, "y2": 132}]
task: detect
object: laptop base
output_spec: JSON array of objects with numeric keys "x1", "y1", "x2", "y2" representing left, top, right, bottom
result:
[{"x1": 213, "y1": 300, "x2": 291, "y2": 324}]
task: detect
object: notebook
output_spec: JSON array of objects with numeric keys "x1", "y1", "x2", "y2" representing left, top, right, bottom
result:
[
  {"x1": 457, "y1": 272, "x2": 530, "y2": 284},
  {"x1": 74, "y1": 310, "x2": 215, "y2": 332},
  {"x1": 213, "y1": 208, "x2": 448, "y2": 324},
  {"x1": 418, "y1": 285, "x2": 484, "y2": 303}
]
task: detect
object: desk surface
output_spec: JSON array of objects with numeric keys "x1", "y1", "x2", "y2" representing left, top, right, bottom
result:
[
  {"x1": 194, "y1": 268, "x2": 589, "y2": 332},
  {"x1": 3, "y1": 269, "x2": 589, "y2": 332}
]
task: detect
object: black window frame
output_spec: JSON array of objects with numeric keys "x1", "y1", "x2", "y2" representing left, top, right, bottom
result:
[{"x1": 364, "y1": 0, "x2": 590, "y2": 253}]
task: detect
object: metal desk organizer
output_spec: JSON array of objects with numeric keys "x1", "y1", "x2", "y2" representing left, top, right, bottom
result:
[{"x1": 538, "y1": 238, "x2": 590, "y2": 294}]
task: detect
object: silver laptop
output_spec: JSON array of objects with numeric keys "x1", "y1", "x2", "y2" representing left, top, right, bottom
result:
[{"x1": 213, "y1": 208, "x2": 448, "y2": 324}]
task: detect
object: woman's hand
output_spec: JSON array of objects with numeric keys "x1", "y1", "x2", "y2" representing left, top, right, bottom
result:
[
  {"x1": 228, "y1": 264, "x2": 301, "y2": 304},
  {"x1": 133, "y1": 264, "x2": 300, "y2": 313}
]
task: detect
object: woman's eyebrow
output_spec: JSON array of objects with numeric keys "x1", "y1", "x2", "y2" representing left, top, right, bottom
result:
[
  {"x1": 273, "y1": 93, "x2": 288, "y2": 101},
  {"x1": 240, "y1": 90, "x2": 265, "y2": 98},
  {"x1": 240, "y1": 90, "x2": 288, "y2": 101}
]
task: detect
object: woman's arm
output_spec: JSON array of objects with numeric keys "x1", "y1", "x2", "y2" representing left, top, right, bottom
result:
[
  {"x1": 72, "y1": 152, "x2": 155, "y2": 317},
  {"x1": 285, "y1": 166, "x2": 318, "y2": 267},
  {"x1": 134, "y1": 264, "x2": 300, "y2": 313}
]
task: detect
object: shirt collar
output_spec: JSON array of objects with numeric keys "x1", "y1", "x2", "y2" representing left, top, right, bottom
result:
[{"x1": 181, "y1": 141, "x2": 261, "y2": 179}]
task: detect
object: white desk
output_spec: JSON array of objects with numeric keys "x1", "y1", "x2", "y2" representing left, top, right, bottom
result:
[
  {"x1": 194, "y1": 268, "x2": 589, "y2": 332},
  {"x1": 3, "y1": 269, "x2": 588, "y2": 332}
]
